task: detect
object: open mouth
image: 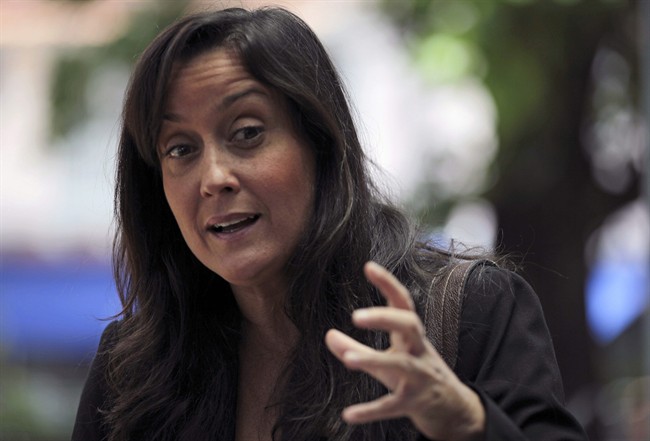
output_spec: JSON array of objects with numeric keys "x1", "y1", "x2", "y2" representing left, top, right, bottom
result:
[{"x1": 209, "y1": 214, "x2": 260, "y2": 234}]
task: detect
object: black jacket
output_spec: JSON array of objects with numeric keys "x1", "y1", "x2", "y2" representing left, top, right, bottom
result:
[{"x1": 72, "y1": 266, "x2": 587, "y2": 440}]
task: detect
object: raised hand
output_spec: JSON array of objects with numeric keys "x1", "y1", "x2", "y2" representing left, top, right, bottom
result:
[{"x1": 325, "y1": 261, "x2": 485, "y2": 441}]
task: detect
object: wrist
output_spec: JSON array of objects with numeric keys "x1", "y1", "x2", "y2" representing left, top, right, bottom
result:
[{"x1": 453, "y1": 384, "x2": 485, "y2": 441}]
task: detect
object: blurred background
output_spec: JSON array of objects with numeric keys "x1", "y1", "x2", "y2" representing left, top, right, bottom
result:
[{"x1": 0, "y1": 0, "x2": 648, "y2": 439}]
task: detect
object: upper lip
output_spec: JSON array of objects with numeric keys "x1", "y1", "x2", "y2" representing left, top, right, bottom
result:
[{"x1": 204, "y1": 213, "x2": 260, "y2": 230}]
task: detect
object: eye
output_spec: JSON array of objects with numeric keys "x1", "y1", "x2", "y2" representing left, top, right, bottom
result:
[
  {"x1": 232, "y1": 125, "x2": 264, "y2": 145},
  {"x1": 165, "y1": 144, "x2": 194, "y2": 158}
]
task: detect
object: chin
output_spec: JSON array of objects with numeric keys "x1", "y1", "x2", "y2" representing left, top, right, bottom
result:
[{"x1": 210, "y1": 262, "x2": 283, "y2": 292}]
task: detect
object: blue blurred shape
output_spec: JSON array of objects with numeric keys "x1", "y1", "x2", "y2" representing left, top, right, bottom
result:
[
  {"x1": 586, "y1": 259, "x2": 649, "y2": 344},
  {"x1": 0, "y1": 258, "x2": 120, "y2": 362}
]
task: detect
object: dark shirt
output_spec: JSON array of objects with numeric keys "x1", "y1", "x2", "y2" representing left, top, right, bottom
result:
[
  {"x1": 449, "y1": 266, "x2": 586, "y2": 440},
  {"x1": 72, "y1": 266, "x2": 587, "y2": 440}
]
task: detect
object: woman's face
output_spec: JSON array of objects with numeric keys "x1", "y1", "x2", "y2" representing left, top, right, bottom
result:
[{"x1": 158, "y1": 48, "x2": 315, "y2": 295}]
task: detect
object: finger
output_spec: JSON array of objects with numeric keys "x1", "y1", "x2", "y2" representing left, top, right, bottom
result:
[
  {"x1": 364, "y1": 261, "x2": 414, "y2": 311},
  {"x1": 326, "y1": 330, "x2": 402, "y2": 390},
  {"x1": 352, "y1": 308, "x2": 426, "y2": 354},
  {"x1": 340, "y1": 346, "x2": 429, "y2": 376},
  {"x1": 342, "y1": 393, "x2": 407, "y2": 425},
  {"x1": 325, "y1": 329, "x2": 374, "y2": 362}
]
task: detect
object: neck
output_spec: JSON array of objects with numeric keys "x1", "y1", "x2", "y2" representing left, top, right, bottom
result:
[{"x1": 231, "y1": 283, "x2": 298, "y2": 353}]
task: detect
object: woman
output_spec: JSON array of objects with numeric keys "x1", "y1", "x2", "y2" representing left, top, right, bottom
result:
[{"x1": 72, "y1": 6, "x2": 587, "y2": 441}]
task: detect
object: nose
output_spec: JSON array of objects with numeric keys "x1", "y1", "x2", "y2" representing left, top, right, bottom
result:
[{"x1": 199, "y1": 150, "x2": 240, "y2": 198}]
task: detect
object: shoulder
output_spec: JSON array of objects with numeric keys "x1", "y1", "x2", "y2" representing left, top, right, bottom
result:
[
  {"x1": 81, "y1": 320, "x2": 121, "y2": 398},
  {"x1": 98, "y1": 320, "x2": 121, "y2": 350},
  {"x1": 461, "y1": 263, "x2": 546, "y2": 332},
  {"x1": 71, "y1": 320, "x2": 121, "y2": 440},
  {"x1": 90, "y1": 320, "x2": 121, "y2": 370},
  {"x1": 456, "y1": 263, "x2": 561, "y2": 389},
  {"x1": 453, "y1": 266, "x2": 588, "y2": 439}
]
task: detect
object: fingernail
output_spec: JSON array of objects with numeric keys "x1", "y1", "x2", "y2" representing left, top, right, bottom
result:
[
  {"x1": 352, "y1": 309, "x2": 369, "y2": 321},
  {"x1": 365, "y1": 261, "x2": 381, "y2": 272}
]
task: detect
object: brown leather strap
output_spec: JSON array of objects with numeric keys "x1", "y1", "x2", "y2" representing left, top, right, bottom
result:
[{"x1": 424, "y1": 260, "x2": 493, "y2": 369}]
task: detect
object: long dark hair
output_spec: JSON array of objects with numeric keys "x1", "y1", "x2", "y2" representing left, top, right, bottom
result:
[{"x1": 108, "y1": 6, "x2": 450, "y2": 441}]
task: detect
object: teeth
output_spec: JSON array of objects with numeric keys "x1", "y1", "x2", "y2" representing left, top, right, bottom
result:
[
  {"x1": 215, "y1": 215, "x2": 255, "y2": 228},
  {"x1": 211, "y1": 215, "x2": 258, "y2": 232}
]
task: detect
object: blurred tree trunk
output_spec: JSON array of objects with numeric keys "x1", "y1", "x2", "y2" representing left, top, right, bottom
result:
[{"x1": 484, "y1": 1, "x2": 640, "y2": 431}]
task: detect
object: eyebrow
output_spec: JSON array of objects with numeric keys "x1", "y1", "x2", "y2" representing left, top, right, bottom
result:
[
  {"x1": 219, "y1": 87, "x2": 267, "y2": 110},
  {"x1": 162, "y1": 87, "x2": 268, "y2": 122}
]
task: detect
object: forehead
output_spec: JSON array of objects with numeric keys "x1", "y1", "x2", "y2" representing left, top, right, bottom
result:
[
  {"x1": 167, "y1": 49, "x2": 254, "y2": 98},
  {"x1": 160, "y1": 47, "x2": 296, "y2": 129}
]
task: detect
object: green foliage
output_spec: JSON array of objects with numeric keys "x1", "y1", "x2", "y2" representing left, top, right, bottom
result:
[
  {"x1": 50, "y1": 54, "x2": 93, "y2": 141},
  {"x1": 101, "y1": 1, "x2": 188, "y2": 64},
  {"x1": 413, "y1": 33, "x2": 485, "y2": 83},
  {"x1": 380, "y1": 0, "x2": 635, "y2": 218},
  {"x1": 382, "y1": 0, "x2": 629, "y2": 143},
  {"x1": 0, "y1": 363, "x2": 79, "y2": 440},
  {"x1": 48, "y1": 0, "x2": 189, "y2": 144}
]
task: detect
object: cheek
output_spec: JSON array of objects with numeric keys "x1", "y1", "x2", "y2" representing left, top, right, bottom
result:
[
  {"x1": 162, "y1": 176, "x2": 194, "y2": 228},
  {"x1": 269, "y1": 158, "x2": 315, "y2": 211},
  {"x1": 286, "y1": 170, "x2": 316, "y2": 230}
]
